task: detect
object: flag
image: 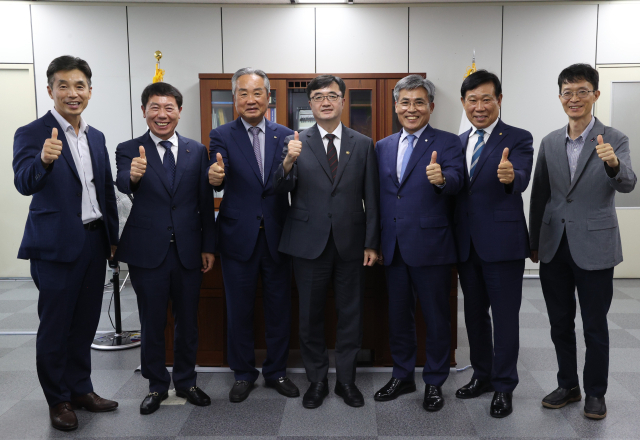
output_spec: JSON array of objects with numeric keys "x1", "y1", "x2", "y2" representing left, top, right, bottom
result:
[
  {"x1": 459, "y1": 51, "x2": 477, "y2": 135},
  {"x1": 153, "y1": 50, "x2": 164, "y2": 83}
]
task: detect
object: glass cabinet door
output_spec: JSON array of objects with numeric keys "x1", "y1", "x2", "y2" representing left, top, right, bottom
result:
[
  {"x1": 211, "y1": 90, "x2": 234, "y2": 130},
  {"x1": 342, "y1": 79, "x2": 377, "y2": 141}
]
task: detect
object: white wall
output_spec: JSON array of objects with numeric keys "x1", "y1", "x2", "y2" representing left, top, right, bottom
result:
[
  {"x1": 0, "y1": 3, "x2": 33, "y2": 64},
  {"x1": 597, "y1": 3, "x2": 640, "y2": 65}
]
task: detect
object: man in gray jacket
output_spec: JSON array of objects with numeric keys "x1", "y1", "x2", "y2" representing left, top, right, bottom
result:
[{"x1": 530, "y1": 63, "x2": 636, "y2": 420}]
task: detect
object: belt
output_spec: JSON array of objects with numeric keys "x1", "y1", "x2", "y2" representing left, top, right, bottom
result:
[{"x1": 83, "y1": 219, "x2": 103, "y2": 231}]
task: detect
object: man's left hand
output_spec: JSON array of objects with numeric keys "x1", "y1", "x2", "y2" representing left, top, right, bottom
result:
[
  {"x1": 426, "y1": 151, "x2": 444, "y2": 186},
  {"x1": 201, "y1": 253, "x2": 215, "y2": 273},
  {"x1": 363, "y1": 248, "x2": 377, "y2": 266},
  {"x1": 596, "y1": 135, "x2": 619, "y2": 168},
  {"x1": 497, "y1": 147, "x2": 515, "y2": 184}
]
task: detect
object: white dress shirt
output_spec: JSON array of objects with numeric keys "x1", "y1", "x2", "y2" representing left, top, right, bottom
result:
[
  {"x1": 241, "y1": 117, "x2": 266, "y2": 176},
  {"x1": 51, "y1": 108, "x2": 102, "y2": 224},
  {"x1": 318, "y1": 123, "x2": 343, "y2": 159},
  {"x1": 149, "y1": 131, "x2": 179, "y2": 165},
  {"x1": 397, "y1": 124, "x2": 429, "y2": 181},
  {"x1": 466, "y1": 117, "x2": 500, "y2": 176}
]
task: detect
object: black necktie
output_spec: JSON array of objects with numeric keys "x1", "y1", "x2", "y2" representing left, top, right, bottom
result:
[
  {"x1": 325, "y1": 134, "x2": 338, "y2": 181},
  {"x1": 159, "y1": 140, "x2": 176, "y2": 189}
]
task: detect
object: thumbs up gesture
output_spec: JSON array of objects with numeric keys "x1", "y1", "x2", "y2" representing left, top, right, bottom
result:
[
  {"x1": 596, "y1": 135, "x2": 619, "y2": 168},
  {"x1": 130, "y1": 146, "x2": 147, "y2": 184},
  {"x1": 41, "y1": 128, "x2": 63, "y2": 168},
  {"x1": 284, "y1": 131, "x2": 302, "y2": 173},
  {"x1": 497, "y1": 147, "x2": 514, "y2": 184},
  {"x1": 208, "y1": 152, "x2": 226, "y2": 186},
  {"x1": 426, "y1": 151, "x2": 444, "y2": 186}
]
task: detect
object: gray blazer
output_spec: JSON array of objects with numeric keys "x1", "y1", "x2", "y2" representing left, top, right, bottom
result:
[
  {"x1": 273, "y1": 124, "x2": 380, "y2": 261},
  {"x1": 529, "y1": 118, "x2": 636, "y2": 270}
]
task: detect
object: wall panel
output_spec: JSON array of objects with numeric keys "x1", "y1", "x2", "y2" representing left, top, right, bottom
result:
[
  {"x1": 0, "y1": 3, "x2": 33, "y2": 64},
  {"x1": 597, "y1": 3, "x2": 640, "y2": 65}
]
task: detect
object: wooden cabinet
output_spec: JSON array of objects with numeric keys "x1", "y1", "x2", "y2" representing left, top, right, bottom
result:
[{"x1": 165, "y1": 73, "x2": 458, "y2": 367}]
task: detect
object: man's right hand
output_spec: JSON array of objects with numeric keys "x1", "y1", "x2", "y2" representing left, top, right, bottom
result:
[
  {"x1": 130, "y1": 146, "x2": 147, "y2": 183},
  {"x1": 208, "y1": 153, "x2": 225, "y2": 186},
  {"x1": 283, "y1": 131, "x2": 302, "y2": 174},
  {"x1": 530, "y1": 250, "x2": 538, "y2": 263},
  {"x1": 41, "y1": 128, "x2": 62, "y2": 168}
]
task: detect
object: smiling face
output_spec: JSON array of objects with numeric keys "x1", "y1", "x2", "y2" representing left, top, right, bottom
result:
[
  {"x1": 560, "y1": 79, "x2": 600, "y2": 123},
  {"x1": 142, "y1": 94, "x2": 181, "y2": 140},
  {"x1": 47, "y1": 69, "x2": 92, "y2": 125},
  {"x1": 395, "y1": 87, "x2": 434, "y2": 134},
  {"x1": 461, "y1": 82, "x2": 502, "y2": 130},
  {"x1": 309, "y1": 82, "x2": 345, "y2": 127},
  {"x1": 234, "y1": 74, "x2": 270, "y2": 126}
]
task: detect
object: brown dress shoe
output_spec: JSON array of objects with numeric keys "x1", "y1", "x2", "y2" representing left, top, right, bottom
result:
[
  {"x1": 49, "y1": 402, "x2": 78, "y2": 431},
  {"x1": 70, "y1": 392, "x2": 118, "y2": 412}
]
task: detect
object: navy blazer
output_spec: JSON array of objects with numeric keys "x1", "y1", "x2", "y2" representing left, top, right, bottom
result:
[
  {"x1": 454, "y1": 119, "x2": 533, "y2": 263},
  {"x1": 376, "y1": 125, "x2": 464, "y2": 268},
  {"x1": 13, "y1": 111, "x2": 119, "y2": 262},
  {"x1": 210, "y1": 117, "x2": 293, "y2": 263},
  {"x1": 114, "y1": 131, "x2": 215, "y2": 270}
]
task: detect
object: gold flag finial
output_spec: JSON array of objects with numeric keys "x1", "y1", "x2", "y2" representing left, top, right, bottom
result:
[
  {"x1": 153, "y1": 51, "x2": 165, "y2": 83},
  {"x1": 463, "y1": 50, "x2": 477, "y2": 79}
]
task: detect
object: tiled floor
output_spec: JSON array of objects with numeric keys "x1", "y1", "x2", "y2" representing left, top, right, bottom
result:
[{"x1": 1, "y1": 278, "x2": 639, "y2": 439}]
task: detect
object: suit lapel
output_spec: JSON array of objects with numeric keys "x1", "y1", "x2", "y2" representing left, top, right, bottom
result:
[
  {"x1": 332, "y1": 126, "x2": 353, "y2": 190},
  {"x1": 469, "y1": 120, "x2": 508, "y2": 187},
  {"x1": 460, "y1": 128, "x2": 472, "y2": 186},
  {"x1": 263, "y1": 120, "x2": 279, "y2": 187},
  {"x1": 172, "y1": 133, "x2": 192, "y2": 193},
  {"x1": 388, "y1": 131, "x2": 402, "y2": 187},
  {"x1": 306, "y1": 124, "x2": 333, "y2": 182},
  {"x1": 399, "y1": 125, "x2": 434, "y2": 186},
  {"x1": 44, "y1": 112, "x2": 80, "y2": 182},
  {"x1": 567, "y1": 119, "x2": 602, "y2": 194},
  {"x1": 231, "y1": 118, "x2": 264, "y2": 186},
  {"x1": 86, "y1": 127, "x2": 104, "y2": 196},
  {"x1": 143, "y1": 132, "x2": 173, "y2": 195}
]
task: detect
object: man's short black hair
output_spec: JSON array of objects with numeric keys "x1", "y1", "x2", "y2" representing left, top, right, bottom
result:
[
  {"x1": 306, "y1": 75, "x2": 346, "y2": 100},
  {"x1": 558, "y1": 63, "x2": 599, "y2": 93},
  {"x1": 460, "y1": 70, "x2": 502, "y2": 99},
  {"x1": 141, "y1": 82, "x2": 183, "y2": 108},
  {"x1": 46, "y1": 55, "x2": 92, "y2": 88}
]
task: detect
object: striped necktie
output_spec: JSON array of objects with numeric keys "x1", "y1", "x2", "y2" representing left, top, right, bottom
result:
[
  {"x1": 469, "y1": 129, "x2": 485, "y2": 179},
  {"x1": 249, "y1": 126, "x2": 264, "y2": 182}
]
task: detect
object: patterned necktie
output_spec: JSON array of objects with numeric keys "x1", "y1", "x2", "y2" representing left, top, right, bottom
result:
[
  {"x1": 325, "y1": 133, "x2": 338, "y2": 181},
  {"x1": 159, "y1": 140, "x2": 176, "y2": 189},
  {"x1": 249, "y1": 126, "x2": 264, "y2": 182},
  {"x1": 400, "y1": 134, "x2": 416, "y2": 181},
  {"x1": 469, "y1": 129, "x2": 485, "y2": 179}
]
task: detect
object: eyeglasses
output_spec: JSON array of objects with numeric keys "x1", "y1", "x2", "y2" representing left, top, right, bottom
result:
[
  {"x1": 397, "y1": 100, "x2": 428, "y2": 110},
  {"x1": 310, "y1": 93, "x2": 341, "y2": 103},
  {"x1": 560, "y1": 90, "x2": 595, "y2": 100}
]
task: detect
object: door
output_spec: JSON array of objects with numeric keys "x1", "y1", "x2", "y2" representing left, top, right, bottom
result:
[{"x1": 342, "y1": 79, "x2": 377, "y2": 141}]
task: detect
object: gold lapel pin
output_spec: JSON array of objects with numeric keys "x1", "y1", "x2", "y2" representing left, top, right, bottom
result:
[
  {"x1": 186, "y1": 149, "x2": 190, "y2": 153},
  {"x1": 499, "y1": 133, "x2": 503, "y2": 135},
  {"x1": 346, "y1": 151, "x2": 350, "y2": 155},
  {"x1": 274, "y1": 136, "x2": 277, "y2": 138}
]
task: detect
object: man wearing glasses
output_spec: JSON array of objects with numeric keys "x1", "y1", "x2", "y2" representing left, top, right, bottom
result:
[
  {"x1": 373, "y1": 74, "x2": 464, "y2": 412},
  {"x1": 453, "y1": 70, "x2": 533, "y2": 418},
  {"x1": 274, "y1": 74, "x2": 380, "y2": 409},
  {"x1": 530, "y1": 63, "x2": 636, "y2": 419}
]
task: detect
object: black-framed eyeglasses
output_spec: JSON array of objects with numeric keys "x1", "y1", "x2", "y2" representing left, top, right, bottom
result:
[
  {"x1": 310, "y1": 93, "x2": 341, "y2": 103},
  {"x1": 560, "y1": 90, "x2": 595, "y2": 100}
]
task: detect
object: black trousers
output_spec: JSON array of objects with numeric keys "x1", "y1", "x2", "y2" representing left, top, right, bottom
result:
[
  {"x1": 292, "y1": 232, "x2": 364, "y2": 384},
  {"x1": 540, "y1": 232, "x2": 614, "y2": 398}
]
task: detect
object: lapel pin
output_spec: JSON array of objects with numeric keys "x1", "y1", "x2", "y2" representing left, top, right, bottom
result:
[
  {"x1": 186, "y1": 149, "x2": 190, "y2": 153},
  {"x1": 499, "y1": 133, "x2": 503, "y2": 135},
  {"x1": 346, "y1": 151, "x2": 350, "y2": 155},
  {"x1": 274, "y1": 136, "x2": 277, "y2": 139},
  {"x1": 425, "y1": 139, "x2": 428, "y2": 142}
]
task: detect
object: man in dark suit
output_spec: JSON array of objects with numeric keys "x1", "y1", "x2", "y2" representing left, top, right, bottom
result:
[
  {"x1": 530, "y1": 64, "x2": 636, "y2": 419},
  {"x1": 115, "y1": 82, "x2": 215, "y2": 415},
  {"x1": 274, "y1": 75, "x2": 379, "y2": 409},
  {"x1": 12, "y1": 56, "x2": 119, "y2": 431},
  {"x1": 454, "y1": 70, "x2": 534, "y2": 418},
  {"x1": 373, "y1": 74, "x2": 464, "y2": 412},
  {"x1": 208, "y1": 68, "x2": 299, "y2": 402}
]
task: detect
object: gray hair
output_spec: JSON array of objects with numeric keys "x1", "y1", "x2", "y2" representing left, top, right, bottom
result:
[
  {"x1": 393, "y1": 74, "x2": 435, "y2": 103},
  {"x1": 231, "y1": 67, "x2": 270, "y2": 95}
]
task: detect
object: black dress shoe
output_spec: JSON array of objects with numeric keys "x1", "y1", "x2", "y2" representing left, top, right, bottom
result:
[
  {"x1": 335, "y1": 382, "x2": 365, "y2": 407},
  {"x1": 176, "y1": 386, "x2": 211, "y2": 406},
  {"x1": 49, "y1": 402, "x2": 78, "y2": 431},
  {"x1": 455, "y1": 378, "x2": 494, "y2": 399},
  {"x1": 140, "y1": 391, "x2": 168, "y2": 415},
  {"x1": 302, "y1": 379, "x2": 329, "y2": 409},
  {"x1": 229, "y1": 380, "x2": 254, "y2": 403},
  {"x1": 374, "y1": 377, "x2": 416, "y2": 401},
  {"x1": 541, "y1": 386, "x2": 582, "y2": 409},
  {"x1": 490, "y1": 392, "x2": 513, "y2": 418},
  {"x1": 423, "y1": 384, "x2": 444, "y2": 412},
  {"x1": 584, "y1": 395, "x2": 607, "y2": 419},
  {"x1": 265, "y1": 376, "x2": 300, "y2": 398}
]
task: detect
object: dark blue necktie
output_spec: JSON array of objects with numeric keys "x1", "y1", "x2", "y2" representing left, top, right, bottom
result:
[{"x1": 159, "y1": 140, "x2": 176, "y2": 189}]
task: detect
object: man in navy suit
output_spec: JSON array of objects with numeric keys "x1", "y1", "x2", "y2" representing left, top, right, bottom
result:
[
  {"x1": 374, "y1": 74, "x2": 464, "y2": 412},
  {"x1": 208, "y1": 68, "x2": 299, "y2": 402},
  {"x1": 12, "y1": 56, "x2": 119, "y2": 431},
  {"x1": 454, "y1": 70, "x2": 533, "y2": 418},
  {"x1": 115, "y1": 82, "x2": 215, "y2": 415}
]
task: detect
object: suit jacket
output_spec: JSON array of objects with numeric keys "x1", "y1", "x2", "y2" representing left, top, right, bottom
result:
[
  {"x1": 376, "y1": 125, "x2": 464, "y2": 267},
  {"x1": 530, "y1": 117, "x2": 636, "y2": 270},
  {"x1": 114, "y1": 131, "x2": 215, "y2": 270},
  {"x1": 12, "y1": 111, "x2": 119, "y2": 262},
  {"x1": 210, "y1": 117, "x2": 293, "y2": 263},
  {"x1": 274, "y1": 124, "x2": 380, "y2": 261},
  {"x1": 454, "y1": 119, "x2": 533, "y2": 263}
]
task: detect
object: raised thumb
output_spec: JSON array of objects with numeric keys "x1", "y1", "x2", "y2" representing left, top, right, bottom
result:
[
  {"x1": 430, "y1": 151, "x2": 437, "y2": 165},
  {"x1": 501, "y1": 147, "x2": 509, "y2": 163},
  {"x1": 216, "y1": 152, "x2": 224, "y2": 167},
  {"x1": 51, "y1": 127, "x2": 58, "y2": 140},
  {"x1": 139, "y1": 145, "x2": 146, "y2": 159},
  {"x1": 294, "y1": 131, "x2": 299, "y2": 141},
  {"x1": 597, "y1": 135, "x2": 604, "y2": 145}
]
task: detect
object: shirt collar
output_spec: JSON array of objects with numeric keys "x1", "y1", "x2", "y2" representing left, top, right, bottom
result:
[
  {"x1": 51, "y1": 107, "x2": 88, "y2": 134},
  {"x1": 149, "y1": 130, "x2": 178, "y2": 148},
  {"x1": 318, "y1": 122, "x2": 342, "y2": 140},
  {"x1": 472, "y1": 118, "x2": 499, "y2": 137},
  {"x1": 566, "y1": 116, "x2": 595, "y2": 141},
  {"x1": 241, "y1": 117, "x2": 266, "y2": 134},
  {"x1": 400, "y1": 124, "x2": 429, "y2": 144}
]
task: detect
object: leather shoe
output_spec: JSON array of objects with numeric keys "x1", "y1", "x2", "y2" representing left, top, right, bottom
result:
[
  {"x1": 265, "y1": 376, "x2": 300, "y2": 398},
  {"x1": 542, "y1": 386, "x2": 582, "y2": 409},
  {"x1": 423, "y1": 384, "x2": 444, "y2": 412},
  {"x1": 49, "y1": 402, "x2": 78, "y2": 431},
  {"x1": 335, "y1": 381, "x2": 364, "y2": 407},
  {"x1": 490, "y1": 392, "x2": 513, "y2": 418},
  {"x1": 229, "y1": 380, "x2": 254, "y2": 403},
  {"x1": 176, "y1": 386, "x2": 211, "y2": 406},
  {"x1": 70, "y1": 392, "x2": 118, "y2": 412},
  {"x1": 140, "y1": 391, "x2": 168, "y2": 415},
  {"x1": 584, "y1": 395, "x2": 607, "y2": 419},
  {"x1": 302, "y1": 378, "x2": 329, "y2": 409},
  {"x1": 455, "y1": 378, "x2": 494, "y2": 399},
  {"x1": 374, "y1": 377, "x2": 416, "y2": 401}
]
